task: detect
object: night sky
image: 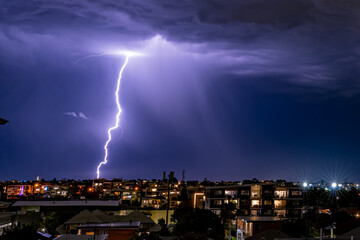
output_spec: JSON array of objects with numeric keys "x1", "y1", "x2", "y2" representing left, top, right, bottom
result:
[{"x1": 1, "y1": 1, "x2": 360, "y2": 181}]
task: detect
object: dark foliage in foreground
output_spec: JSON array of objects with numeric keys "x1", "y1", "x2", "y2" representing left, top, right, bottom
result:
[
  {"x1": 171, "y1": 206, "x2": 224, "y2": 240},
  {"x1": 0, "y1": 225, "x2": 42, "y2": 240}
]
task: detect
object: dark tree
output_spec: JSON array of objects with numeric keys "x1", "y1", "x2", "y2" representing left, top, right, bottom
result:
[
  {"x1": 0, "y1": 225, "x2": 41, "y2": 240},
  {"x1": 171, "y1": 206, "x2": 224, "y2": 240}
]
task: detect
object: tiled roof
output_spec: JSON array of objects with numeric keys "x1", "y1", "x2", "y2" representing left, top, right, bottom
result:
[
  {"x1": 342, "y1": 226, "x2": 360, "y2": 238},
  {"x1": 121, "y1": 209, "x2": 155, "y2": 224},
  {"x1": 64, "y1": 209, "x2": 154, "y2": 225},
  {"x1": 64, "y1": 210, "x2": 102, "y2": 224}
]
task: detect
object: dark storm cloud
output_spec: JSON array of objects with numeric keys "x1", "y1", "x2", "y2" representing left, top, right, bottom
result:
[
  {"x1": 1, "y1": 0, "x2": 360, "y2": 180},
  {"x1": 1, "y1": 0, "x2": 359, "y2": 94}
]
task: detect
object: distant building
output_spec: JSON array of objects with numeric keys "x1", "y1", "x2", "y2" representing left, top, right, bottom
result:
[
  {"x1": 6, "y1": 185, "x2": 32, "y2": 199},
  {"x1": 205, "y1": 182, "x2": 302, "y2": 218}
]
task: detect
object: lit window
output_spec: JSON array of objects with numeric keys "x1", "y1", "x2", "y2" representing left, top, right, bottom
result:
[
  {"x1": 274, "y1": 200, "x2": 286, "y2": 209},
  {"x1": 291, "y1": 190, "x2": 302, "y2": 196},
  {"x1": 251, "y1": 191, "x2": 260, "y2": 198},
  {"x1": 264, "y1": 200, "x2": 272, "y2": 205},
  {"x1": 274, "y1": 190, "x2": 288, "y2": 198},
  {"x1": 225, "y1": 190, "x2": 237, "y2": 197},
  {"x1": 251, "y1": 200, "x2": 260, "y2": 208}
]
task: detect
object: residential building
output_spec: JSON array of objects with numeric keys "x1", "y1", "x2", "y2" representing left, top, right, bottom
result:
[{"x1": 205, "y1": 182, "x2": 303, "y2": 218}]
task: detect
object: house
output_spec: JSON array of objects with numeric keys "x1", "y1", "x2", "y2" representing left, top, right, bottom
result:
[{"x1": 57, "y1": 210, "x2": 160, "y2": 239}]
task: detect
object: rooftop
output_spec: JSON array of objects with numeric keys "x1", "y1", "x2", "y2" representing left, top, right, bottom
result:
[
  {"x1": 78, "y1": 221, "x2": 140, "y2": 229},
  {"x1": 12, "y1": 200, "x2": 120, "y2": 207},
  {"x1": 239, "y1": 216, "x2": 287, "y2": 222},
  {"x1": 54, "y1": 234, "x2": 108, "y2": 240}
]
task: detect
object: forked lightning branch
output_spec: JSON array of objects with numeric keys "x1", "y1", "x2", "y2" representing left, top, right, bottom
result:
[{"x1": 95, "y1": 51, "x2": 142, "y2": 179}]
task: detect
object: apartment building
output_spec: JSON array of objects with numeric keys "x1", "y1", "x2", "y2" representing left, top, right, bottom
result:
[
  {"x1": 6, "y1": 184, "x2": 33, "y2": 199},
  {"x1": 205, "y1": 182, "x2": 303, "y2": 218},
  {"x1": 141, "y1": 182, "x2": 181, "y2": 209}
]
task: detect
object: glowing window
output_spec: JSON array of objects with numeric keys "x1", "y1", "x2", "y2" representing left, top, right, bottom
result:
[{"x1": 251, "y1": 200, "x2": 260, "y2": 208}]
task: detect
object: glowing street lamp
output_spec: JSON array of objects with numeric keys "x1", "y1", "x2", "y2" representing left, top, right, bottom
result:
[{"x1": 331, "y1": 182, "x2": 337, "y2": 188}]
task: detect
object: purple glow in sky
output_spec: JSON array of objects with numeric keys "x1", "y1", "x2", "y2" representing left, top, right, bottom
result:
[{"x1": 1, "y1": 1, "x2": 360, "y2": 181}]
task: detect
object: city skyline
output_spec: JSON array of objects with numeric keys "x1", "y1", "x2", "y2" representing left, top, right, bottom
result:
[{"x1": 1, "y1": 1, "x2": 360, "y2": 181}]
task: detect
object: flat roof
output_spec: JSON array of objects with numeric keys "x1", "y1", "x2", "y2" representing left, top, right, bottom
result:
[
  {"x1": 54, "y1": 234, "x2": 108, "y2": 240},
  {"x1": 79, "y1": 221, "x2": 141, "y2": 229},
  {"x1": 205, "y1": 184, "x2": 301, "y2": 189},
  {"x1": 239, "y1": 216, "x2": 287, "y2": 222},
  {"x1": 12, "y1": 200, "x2": 120, "y2": 207}
]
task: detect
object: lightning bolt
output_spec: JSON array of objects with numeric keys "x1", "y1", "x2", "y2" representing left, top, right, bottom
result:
[
  {"x1": 74, "y1": 50, "x2": 142, "y2": 179},
  {"x1": 74, "y1": 52, "x2": 112, "y2": 63},
  {"x1": 96, "y1": 55, "x2": 130, "y2": 179}
]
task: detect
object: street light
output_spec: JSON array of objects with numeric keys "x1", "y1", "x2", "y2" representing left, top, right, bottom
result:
[{"x1": 331, "y1": 182, "x2": 337, "y2": 188}]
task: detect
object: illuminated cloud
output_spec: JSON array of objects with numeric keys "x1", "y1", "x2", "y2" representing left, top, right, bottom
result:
[
  {"x1": 64, "y1": 112, "x2": 89, "y2": 120},
  {"x1": 0, "y1": 0, "x2": 359, "y2": 95}
]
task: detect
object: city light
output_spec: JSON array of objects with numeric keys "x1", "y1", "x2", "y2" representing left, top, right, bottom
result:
[
  {"x1": 332, "y1": 182, "x2": 337, "y2": 188},
  {"x1": 303, "y1": 182, "x2": 308, "y2": 187}
]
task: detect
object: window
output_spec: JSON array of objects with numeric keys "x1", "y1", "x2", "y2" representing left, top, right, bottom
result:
[
  {"x1": 214, "y1": 200, "x2": 222, "y2": 206},
  {"x1": 274, "y1": 200, "x2": 286, "y2": 209},
  {"x1": 122, "y1": 195, "x2": 132, "y2": 200},
  {"x1": 251, "y1": 210, "x2": 259, "y2": 216},
  {"x1": 241, "y1": 190, "x2": 249, "y2": 195},
  {"x1": 274, "y1": 190, "x2": 288, "y2": 198},
  {"x1": 214, "y1": 190, "x2": 223, "y2": 196},
  {"x1": 289, "y1": 200, "x2": 300, "y2": 206},
  {"x1": 274, "y1": 210, "x2": 286, "y2": 217},
  {"x1": 225, "y1": 190, "x2": 237, "y2": 198},
  {"x1": 251, "y1": 191, "x2": 260, "y2": 198},
  {"x1": 240, "y1": 199, "x2": 250, "y2": 205},
  {"x1": 263, "y1": 209, "x2": 272, "y2": 215},
  {"x1": 264, "y1": 200, "x2": 272, "y2": 205},
  {"x1": 251, "y1": 200, "x2": 260, "y2": 208},
  {"x1": 291, "y1": 190, "x2": 302, "y2": 196},
  {"x1": 289, "y1": 210, "x2": 300, "y2": 216},
  {"x1": 239, "y1": 209, "x2": 249, "y2": 215}
]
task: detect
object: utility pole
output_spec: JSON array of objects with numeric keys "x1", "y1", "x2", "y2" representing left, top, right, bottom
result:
[
  {"x1": 166, "y1": 180, "x2": 170, "y2": 225},
  {"x1": 166, "y1": 171, "x2": 175, "y2": 225}
]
